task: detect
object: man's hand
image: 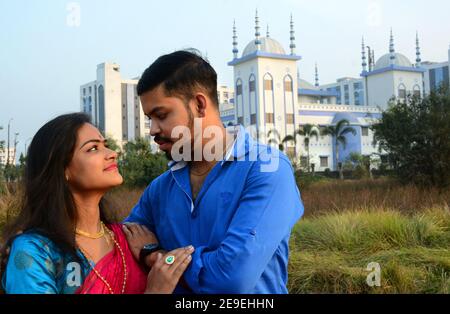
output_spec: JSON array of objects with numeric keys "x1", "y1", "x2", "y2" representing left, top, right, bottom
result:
[{"x1": 122, "y1": 223, "x2": 159, "y2": 263}]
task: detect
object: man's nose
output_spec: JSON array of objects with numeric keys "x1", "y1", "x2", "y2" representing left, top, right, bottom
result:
[{"x1": 150, "y1": 120, "x2": 160, "y2": 136}]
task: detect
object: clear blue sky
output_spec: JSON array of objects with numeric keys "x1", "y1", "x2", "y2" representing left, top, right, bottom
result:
[{"x1": 1, "y1": 0, "x2": 449, "y2": 158}]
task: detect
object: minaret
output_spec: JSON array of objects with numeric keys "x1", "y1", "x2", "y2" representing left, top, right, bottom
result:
[
  {"x1": 415, "y1": 31, "x2": 422, "y2": 67},
  {"x1": 255, "y1": 9, "x2": 261, "y2": 51},
  {"x1": 232, "y1": 20, "x2": 238, "y2": 59},
  {"x1": 362, "y1": 37, "x2": 367, "y2": 72},
  {"x1": 315, "y1": 63, "x2": 319, "y2": 87},
  {"x1": 290, "y1": 14, "x2": 296, "y2": 55},
  {"x1": 389, "y1": 28, "x2": 396, "y2": 65},
  {"x1": 266, "y1": 24, "x2": 270, "y2": 38},
  {"x1": 371, "y1": 49, "x2": 375, "y2": 70}
]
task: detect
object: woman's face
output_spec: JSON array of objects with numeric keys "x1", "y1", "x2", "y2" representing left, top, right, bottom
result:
[{"x1": 65, "y1": 123, "x2": 123, "y2": 192}]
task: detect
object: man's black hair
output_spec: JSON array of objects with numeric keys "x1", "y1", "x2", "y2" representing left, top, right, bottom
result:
[{"x1": 137, "y1": 49, "x2": 219, "y2": 107}]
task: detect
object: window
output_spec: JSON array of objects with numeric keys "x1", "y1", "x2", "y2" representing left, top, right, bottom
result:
[
  {"x1": 89, "y1": 86, "x2": 92, "y2": 94},
  {"x1": 236, "y1": 84, "x2": 243, "y2": 95},
  {"x1": 249, "y1": 80, "x2": 256, "y2": 92},
  {"x1": 83, "y1": 88, "x2": 86, "y2": 95},
  {"x1": 320, "y1": 156, "x2": 328, "y2": 168},
  {"x1": 265, "y1": 113, "x2": 274, "y2": 123},
  {"x1": 250, "y1": 114, "x2": 257, "y2": 125},
  {"x1": 237, "y1": 117, "x2": 244, "y2": 125},
  {"x1": 300, "y1": 157, "x2": 308, "y2": 167},
  {"x1": 264, "y1": 79, "x2": 273, "y2": 91},
  {"x1": 362, "y1": 127, "x2": 369, "y2": 136},
  {"x1": 286, "y1": 114, "x2": 294, "y2": 124},
  {"x1": 224, "y1": 92, "x2": 229, "y2": 98},
  {"x1": 398, "y1": 84, "x2": 407, "y2": 100},
  {"x1": 284, "y1": 80, "x2": 292, "y2": 92}
]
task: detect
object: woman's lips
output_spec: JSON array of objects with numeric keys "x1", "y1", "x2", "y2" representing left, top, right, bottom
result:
[{"x1": 104, "y1": 163, "x2": 118, "y2": 171}]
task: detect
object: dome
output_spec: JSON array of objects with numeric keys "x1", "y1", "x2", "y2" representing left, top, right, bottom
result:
[
  {"x1": 298, "y1": 79, "x2": 318, "y2": 90},
  {"x1": 242, "y1": 37, "x2": 286, "y2": 57},
  {"x1": 332, "y1": 112, "x2": 360, "y2": 125},
  {"x1": 374, "y1": 53, "x2": 413, "y2": 70}
]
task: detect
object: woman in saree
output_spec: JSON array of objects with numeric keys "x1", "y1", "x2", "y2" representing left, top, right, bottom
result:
[{"x1": 1, "y1": 113, "x2": 192, "y2": 294}]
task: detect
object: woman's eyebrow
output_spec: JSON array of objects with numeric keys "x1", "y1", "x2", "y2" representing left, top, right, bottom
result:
[{"x1": 79, "y1": 138, "x2": 106, "y2": 150}]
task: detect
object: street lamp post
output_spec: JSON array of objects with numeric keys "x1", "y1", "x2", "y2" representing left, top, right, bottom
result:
[{"x1": 7, "y1": 118, "x2": 13, "y2": 166}]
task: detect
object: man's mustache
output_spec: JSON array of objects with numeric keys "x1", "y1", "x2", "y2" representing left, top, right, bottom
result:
[{"x1": 154, "y1": 135, "x2": 173, "y2": 143}]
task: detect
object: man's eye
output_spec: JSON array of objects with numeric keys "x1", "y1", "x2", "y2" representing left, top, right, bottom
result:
[{"x1": 157, "y1": 114, "x2": 167, "y2": 120}]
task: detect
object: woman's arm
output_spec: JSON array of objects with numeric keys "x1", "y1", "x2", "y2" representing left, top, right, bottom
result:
[{"x1": 3, "y1": 234, "x2": 58, "y2": 294}]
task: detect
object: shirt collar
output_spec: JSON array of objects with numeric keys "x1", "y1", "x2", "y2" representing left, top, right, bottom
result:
[{"x1": 168, "y1": 125, "x2": 255, "y2": 171}]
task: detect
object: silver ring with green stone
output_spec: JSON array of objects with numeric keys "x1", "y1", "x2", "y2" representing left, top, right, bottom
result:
[{"x1": 165, "y1": 255, "x2": 175, "y2": 265}]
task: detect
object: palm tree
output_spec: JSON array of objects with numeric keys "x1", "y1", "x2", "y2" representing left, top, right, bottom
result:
[
  {"x1": 322, "y1": 119, "x2": 357, "y2": 180},
  {"x1": 296, "y1": 124, "x2": 320, "y2": 173},
  {"x1": 267, "y1": 129, "x2": 296, "y2": 152}
]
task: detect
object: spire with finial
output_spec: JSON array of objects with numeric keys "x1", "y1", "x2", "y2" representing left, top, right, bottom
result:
[
  {"x1": 415, "y1": 31, "x2": 422, "y2": 67},
  {"x1": 290, "y1": 13, "x2": 296, "y2": 55},
  {"x1": 389, "y1": 28, "x2": 396, "y2": 64},
  {"x1": 232, "y1": 19, "x2": 238, "y2": 59},
  {"x1": 266, "y1": 24, "x2": 270, "y2": 38},
  {"x1": 315, "y1": 63, "x2": 319, "y2": 87},
  {"x1": 255, "y1": 9, "x2": 261, "y2": 51},
  {"x1": 362, "y1": 37, "x2": 367, "y2": 72}
]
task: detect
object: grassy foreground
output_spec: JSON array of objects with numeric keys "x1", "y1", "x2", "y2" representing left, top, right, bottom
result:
[
  {"x1": 1, "y1": 178, "x2": 449, "y2": 293},
  {"x1": 289, "y1": 207, "x2": 450, "y2": 293}
]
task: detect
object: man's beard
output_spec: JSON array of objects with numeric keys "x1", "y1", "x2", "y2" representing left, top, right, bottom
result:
[{"x1": 161, "y1": 105, "x2": 194, "y2": 161}]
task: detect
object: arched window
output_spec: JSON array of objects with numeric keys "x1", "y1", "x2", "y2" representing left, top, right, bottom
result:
[
  {"x1": 398, "y1": 83, "x2": 406, "y2": 100},
  {"x1": 263, "y1": 73, "x2": 273, "y2": 91},
  {"x1": 283, "y1": 75, "x2": 293, "y2": 92},
  {"x1": 249, "y1": 74, "x2": 256, "y2": 92},
  {"x1": 413, "y1": 84, "x2": 421, "y2": 98}
]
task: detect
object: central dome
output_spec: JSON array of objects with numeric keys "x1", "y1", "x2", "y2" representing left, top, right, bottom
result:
[
  {"x1": 242, "y1": 37, "x2": 286, "y2": 57},
  {"x1": 374, "y1": 53, "x2": 413, "y2": 70}
]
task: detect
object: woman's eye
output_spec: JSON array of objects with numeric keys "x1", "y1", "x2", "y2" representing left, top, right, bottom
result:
[{"x1": 88, "y1": 146, "x2": 98, "y2": 152}]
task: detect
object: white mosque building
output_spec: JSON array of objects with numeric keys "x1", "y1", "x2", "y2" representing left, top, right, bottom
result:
[
  {"x1": 222, "y1": 12, "x2": 438, "y2": 172},
  {"x1": 80, "y1": 12, "x2": 449, "y2": 172}
]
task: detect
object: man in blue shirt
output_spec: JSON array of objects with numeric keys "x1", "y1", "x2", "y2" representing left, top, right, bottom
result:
[{"x1": 125, "y1": 50, "x2": 304, "y2": 294}]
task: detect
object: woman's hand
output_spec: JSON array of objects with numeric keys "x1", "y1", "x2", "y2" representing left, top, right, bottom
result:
[
  {"x1": 144, "y1": 246, "x2": 194, "y2": 294},
  {"x1": 122, "y1": 223, "x2": 159, "y2": 262}
]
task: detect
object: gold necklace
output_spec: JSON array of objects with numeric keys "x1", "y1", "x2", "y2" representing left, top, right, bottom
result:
[
  {"x1": 77, "y1": 222, "x2": 127, "y2": 294},
  {"x1": 76, "y1": 223, "x2": 105, "y2": 239}
]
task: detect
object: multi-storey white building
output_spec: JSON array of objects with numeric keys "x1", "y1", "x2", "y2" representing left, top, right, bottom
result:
[
  {"x1": 80, "y1": 63, "x2": 151, "y2": 148},
  {"x1": 0, "y1": 147, "x2": 16, "y2": 166}
]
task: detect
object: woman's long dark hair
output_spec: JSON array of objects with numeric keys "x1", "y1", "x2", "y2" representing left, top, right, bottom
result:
[{"x1": 1, "y1": 113, "x2": 111, "y2": 270}]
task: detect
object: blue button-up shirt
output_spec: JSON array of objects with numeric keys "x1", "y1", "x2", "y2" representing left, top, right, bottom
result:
[{"x1": 125, "y1": 126, "x2": 304, "y2": 294}]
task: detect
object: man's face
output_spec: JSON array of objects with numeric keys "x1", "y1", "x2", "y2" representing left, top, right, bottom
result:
[{"x1": 140, "y1": 85, "x2": 195, "y2": 160}]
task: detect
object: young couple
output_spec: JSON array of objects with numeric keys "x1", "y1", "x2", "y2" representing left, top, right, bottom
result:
[{"x1": 1, "y1": 50, "x2": 304, "y2": 294}]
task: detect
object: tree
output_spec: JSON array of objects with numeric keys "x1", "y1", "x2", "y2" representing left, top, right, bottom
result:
[
  {"x1": 120, "y1": 138, "x2": 168, "y2": 187},
  {"x1": 322, "y1": 119, "x2": 357, "y2": 180},
  {"x1": 267, "y1": 129, "x2": 297, "y2": 164},
  {"x1": 0, "y1": 125, "x2": 4, "y2": 150},
  {"x1": 372, "y1": 86, "x2": 450, "y2": 188},
  {"x1": 296, "y1": 124, "x2": 320, "y2": 173}
]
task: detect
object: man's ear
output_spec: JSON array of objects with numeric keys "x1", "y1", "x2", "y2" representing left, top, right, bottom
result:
[{"x1": 193, "y1": 94, "x2": 208, "y2": 118}]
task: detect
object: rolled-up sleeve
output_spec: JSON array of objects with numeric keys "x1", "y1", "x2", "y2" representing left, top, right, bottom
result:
[{"x1": 183, "y1": 157, "x2": 304, "y2": 293}]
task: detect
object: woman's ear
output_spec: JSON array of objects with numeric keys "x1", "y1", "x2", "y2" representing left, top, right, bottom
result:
[{"x1": 64, "y1": 169, "x2": 70, "y2": 182}]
